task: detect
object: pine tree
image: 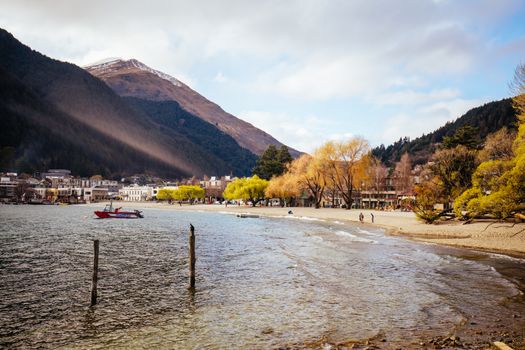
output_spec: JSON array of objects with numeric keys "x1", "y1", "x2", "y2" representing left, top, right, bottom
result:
[{"x1": 252, "y1": 145, "x2": 293, "y2": 180}]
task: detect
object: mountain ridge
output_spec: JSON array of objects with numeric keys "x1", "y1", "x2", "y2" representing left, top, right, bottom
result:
[
  {"x1": 85, "y1": 58, "x2": 301, "y2": 157},
  {"x1": 372, "y1": 98, "x2": 518, "y2": 166},
  {"x1": 0, "y1": 28, "x2": 257, "y2": 177}
]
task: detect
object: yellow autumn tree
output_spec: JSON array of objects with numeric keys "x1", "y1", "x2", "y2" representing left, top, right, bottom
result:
[
  {"x1": 265, "y1": 171, "x2": 300, "y2": 206},
  {"x1": 172, "y1": 185, "x2": 205, "y2": 204},
  {"x1": 286, "y1": 153, "x2": 327, "y2": 208},
  {"x1": 454, "y1": 63, "x2": 525, "y2": 219},
  {"x1": 317, "y1": 137, "x2": 371, "y2": 209},
  {"x1": 156, "y1": 188, "x2": 174, "y2": 201},
  {"x1": 223, "y1": 176, "x2": 269, "y2": 206}
]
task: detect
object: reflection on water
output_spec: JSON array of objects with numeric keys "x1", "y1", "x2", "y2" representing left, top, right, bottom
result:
[{"x1": 0, "y1": 205, "x2": 523, "y2": 349}]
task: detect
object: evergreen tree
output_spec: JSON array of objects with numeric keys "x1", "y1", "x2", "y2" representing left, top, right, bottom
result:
[
  {"x1": 277, "y1": 146, "x2": 293, "y2": 165},
  {"x1": 252, "y1": 145, "x2": 292, "y2": 180},
  {"x1": 442, "y1": 125, "x2": 479, "y2": 149}
]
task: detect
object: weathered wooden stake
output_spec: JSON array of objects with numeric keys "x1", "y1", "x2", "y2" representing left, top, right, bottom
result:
[
  {"x1": 90, "y1": 239, "x2": 99, "y2": 306},
  {"x1": 189, "y1": 224, "x2": 196, "y2": 290}
]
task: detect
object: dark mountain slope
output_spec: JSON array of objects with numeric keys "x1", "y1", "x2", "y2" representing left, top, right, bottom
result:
[
  {"x1": 0, "y1": 28, "x2": 257, "y2": 177},
  {"x1": 85, "y1": 58, "x2": 302, "y2": 157},
  {"x1": 0, "y1": 66, "x2": 185, "y2": 176},
  {"x1": 373, "y1": 98, "x2": 518, "y2": 166},
  {"x1": 124, "y1": 98, "x2": 257, "y2": 176}
]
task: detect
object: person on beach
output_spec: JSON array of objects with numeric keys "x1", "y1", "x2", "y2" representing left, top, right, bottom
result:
[
  {"x1": 359, "y1": 212, "x2": 364, "y2": 223},
  {"x1": 370, "y1": 213, "x2": 374, "y2": 223}
]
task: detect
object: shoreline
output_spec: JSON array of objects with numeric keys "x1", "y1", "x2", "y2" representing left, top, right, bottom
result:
[{"x1": 95, "y1": 201, "x2": 525, "y2": 258}]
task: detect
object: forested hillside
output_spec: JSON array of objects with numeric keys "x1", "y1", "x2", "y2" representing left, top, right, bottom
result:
[
  {"x1": 373, "y1": 98, "x2": 517, "y2": 166},
  {"x1": 125, "y1": 97, "x2": 257, "y2": 176}
]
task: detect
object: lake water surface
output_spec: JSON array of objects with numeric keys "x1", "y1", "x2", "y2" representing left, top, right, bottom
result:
[{"x1": 1, "y1": 205, "x2": 524, "y2": 349}]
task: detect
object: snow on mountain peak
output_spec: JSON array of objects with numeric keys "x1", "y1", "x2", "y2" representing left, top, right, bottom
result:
[
  {"x1": 85, "y1": 57, "x2": 123, "y2": 67},
  {"x1": 84, "y1": 58, "x2": 182, "y2": 88},
  {"x1": 126, "y1": 59, "x2": 182, "y2": 87}
]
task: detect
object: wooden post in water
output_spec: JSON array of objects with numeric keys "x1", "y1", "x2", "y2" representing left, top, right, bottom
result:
[
  {"x1": 90, "y1": 239, "x2": 99, "y2": 306},
  {"x1": 189, "y1": 224, "x2": 196, "y2": 290}
]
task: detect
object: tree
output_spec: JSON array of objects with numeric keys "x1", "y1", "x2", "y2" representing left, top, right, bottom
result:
[
  {"x1": 156, "y1": 188, "x2": 173, "y2": 201},
  {"x1": 365, "y1": 157, "x2": 388, "y2": 208},
  {"x1": 454, "y1": 63, "x2": 525, "y2": 219},
  {"x1": 431, "y1": 145, "x2": 478, "y2": 206},
  {"x1": 318, "y1": 137, "x2": 371, "y2": 209},
  {"x1": 442, "y1": 125, "x2": 480, "y2": 149},
  {"x1": 277, "y1": 146, "x2": 293, "y2": 166},
  {"x1": 223, "y1": 176, "x2": 269, "y2": 206},
  {"x1": 392, "y1": 153, "x2": 413, "y2": 195},
  {"x1": 173, "y1": 185, "x2": 205, "y2": 204},
  {"x1": 14, "y1": 181, "x2": 33, "y2": 203},
  {"x1": 252, "y1": 145, "x2": 293, "y2": 180},
  {"x1": 477, "y1": 127, "x2": 515, "y2": 162},
  {"x1": 413, "y1": 176, "x2": 446, "y2": 223},
  {"x1": 265, "y1": 172, "x2": 300, "y2": 206},
  {"x1": 287, "y1": 153, "x2": 327, "y2": 209}
]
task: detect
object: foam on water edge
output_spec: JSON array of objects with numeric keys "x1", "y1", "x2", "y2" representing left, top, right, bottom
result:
[{"x1": 335, "y1": 230, "x2": 378, "y2": 244}]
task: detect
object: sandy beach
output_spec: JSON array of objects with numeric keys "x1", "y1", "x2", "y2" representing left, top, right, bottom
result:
[{"x1": 112, "y1": 202, "x2": 525, "y2": 256}]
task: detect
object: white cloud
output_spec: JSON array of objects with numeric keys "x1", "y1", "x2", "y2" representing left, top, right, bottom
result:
[
  {"x1": 240, "y1": 111, "x2": 331, "y2": 153},
  {"x1": 213, "y1": 71, "x2": 228, "y2": 83},
  {"x1": 0, "y1": 0, "x2": 520, "y2": 151},
  {"x1": 0, "y1": 0, "x2": 517, "y2": 95},
  {"x1": 379, "y1": 98, "x2": 485, "y2": 144},
  {"x1": 373, "y1": 88, "x2": 461, "y2": 106}
]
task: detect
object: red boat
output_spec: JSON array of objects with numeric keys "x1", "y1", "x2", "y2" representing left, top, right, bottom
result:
[{"x1": 94, "y1": 202, "x2": 144, "y2": 219}]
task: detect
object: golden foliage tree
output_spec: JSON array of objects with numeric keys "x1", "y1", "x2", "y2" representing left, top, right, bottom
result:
[
  {"x1": 317, "y1": 137, "x2": 371, "y2": 209},
  {"x1": 413, "y1": 176, "x2": 446, "y2": 223},
  {"x1": 287, "y1": 153, "x2": 327, "y2": 209},
  {"x1": 223, "y1": 176, "x2": 269, "y2": 206},
  {"x1": 172, "y1": 185, "x2": 205, "y2": 203},
  {"x1": 265, "y1": 171, "x2": 300, "y2": 206},
  {"x1": 454, "y1": 63, "x2": 525, "y2": 219},
  {"x1": 156, "y1": 188, "x2": 174, "y2": 201}
]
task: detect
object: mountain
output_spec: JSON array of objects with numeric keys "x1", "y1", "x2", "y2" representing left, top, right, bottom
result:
[
  {"x1": 0, "y1": 28, "x2": 257, "y2": 177},
  {"x1": 85, "y1": 58, "x2": 301, "y2": 157},
  {"x1": 372, "y1": 98, "x2": 518, "y2": 166}
]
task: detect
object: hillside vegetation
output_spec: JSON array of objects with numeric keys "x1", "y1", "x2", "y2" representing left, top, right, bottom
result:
[{"x1": 373, "y1": 98, "x2": 517, "y2": 166}]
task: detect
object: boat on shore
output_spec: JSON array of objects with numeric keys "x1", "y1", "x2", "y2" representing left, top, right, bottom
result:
[{"x1": 94, "y1": 202, "x2": 143, "y2": 219}]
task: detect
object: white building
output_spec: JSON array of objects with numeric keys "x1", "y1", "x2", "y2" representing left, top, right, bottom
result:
[{"x1": 119, "y1": 185, "x2": 154, "y2": 201}]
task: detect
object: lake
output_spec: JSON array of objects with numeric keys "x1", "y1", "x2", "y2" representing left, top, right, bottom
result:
[{"x1": 1, "y1": 205, "x2": 524, "y2": 349}]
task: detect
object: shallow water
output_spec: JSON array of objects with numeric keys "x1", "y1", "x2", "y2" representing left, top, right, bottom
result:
[{"x1": 0, "y1": 205, "x2": 524, "y2": 349}]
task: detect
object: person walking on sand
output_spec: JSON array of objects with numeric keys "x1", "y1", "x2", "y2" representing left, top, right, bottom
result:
[
  {"x1": 370, "y1": 213, "x2": 374, "y2": 223},
  {"x1": 359, "y1": 212, "x2": 364, "y2": 223}
]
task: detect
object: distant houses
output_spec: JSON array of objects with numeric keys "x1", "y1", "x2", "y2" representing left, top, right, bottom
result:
[
  {"x1": 0, "y1": 170, "x2": 239, "y2": 204},
  {"x1": 0, "y1": 170, "x2": 119, "y2": 204},
  {"x1": 1, "y1": 168, "x2": 418, "y2": 209}
]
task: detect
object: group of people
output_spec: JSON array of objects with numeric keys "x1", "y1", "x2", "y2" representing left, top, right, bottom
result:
[{"x1": 359, "y1": 212, "x2": 374, "y2": 223}]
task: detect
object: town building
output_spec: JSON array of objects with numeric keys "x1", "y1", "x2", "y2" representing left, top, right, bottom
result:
[
  {"x1": 119, "y1": 185, "x2": 154, "y2": 201},
  {"x1": 200, "y1": 175, "x2": 235, "y2": 202},
  {"x1": 0, "y1": 176, "x2": 18, "y2": 202}
]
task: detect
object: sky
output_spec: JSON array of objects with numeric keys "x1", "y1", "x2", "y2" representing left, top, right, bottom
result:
[{"x1": 1, "y1": 0, "x2": 524, "y2": 153}]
